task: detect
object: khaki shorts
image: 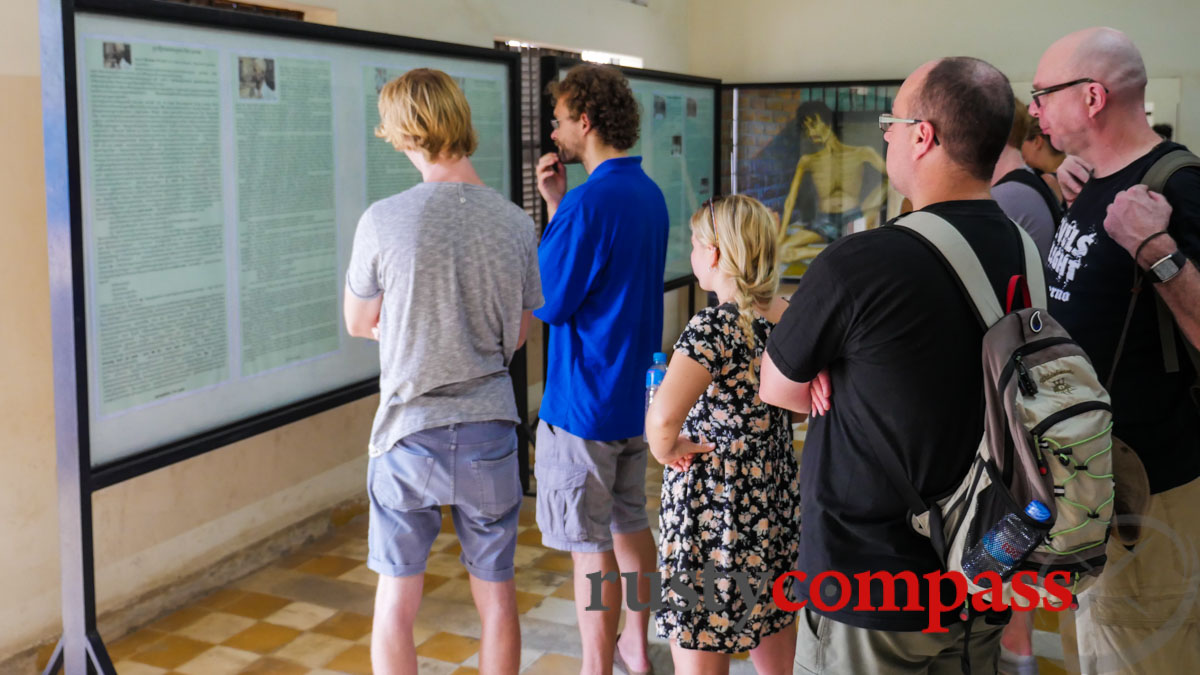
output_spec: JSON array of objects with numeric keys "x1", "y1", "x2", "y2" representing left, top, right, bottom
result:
[
  {"x1": 1066, "y1": 475, "x2": 1200, "y2": 674},
  {"x1": 794, "y1": 606, "x2": 1005, "y2": 675},
  {"x1": 534, "y1": 420, "x2": 650, "y2": 553}
]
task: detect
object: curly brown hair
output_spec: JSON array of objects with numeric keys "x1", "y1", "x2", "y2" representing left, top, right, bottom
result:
[{"x1": 548, "y1": 64, "x2": 640, "y2": 151}]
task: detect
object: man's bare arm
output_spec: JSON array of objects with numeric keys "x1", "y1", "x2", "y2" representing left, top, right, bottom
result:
[
  {"x1": 759, "y1": 350, "x2": 813, "y2": 414},
  {"x1": 344, "y1": 287, "x2": 382, "y2": 340},
  {"x1": 1105, "y1": 186, "x2": 1200, "y2": 349}
]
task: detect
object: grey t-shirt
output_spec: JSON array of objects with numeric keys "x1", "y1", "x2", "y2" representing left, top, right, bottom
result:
[
  {"x1": 346, "y1": 182, "x2": 542, "y2": 456},
  {"x1": 992, "y1": 167, "x2": 1056, "y2": 261}
]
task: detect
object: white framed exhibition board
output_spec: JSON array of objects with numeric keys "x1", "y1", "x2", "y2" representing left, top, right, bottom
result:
[
  {"x1": 42, "y1": 2, "x2": 520, "y2": 670},
  {"x1": 540, "y1": 57, "x2": 721, "y2": 290},
  {"x1": 63, "y1": 0, "x2": 521, "y2": 477}
]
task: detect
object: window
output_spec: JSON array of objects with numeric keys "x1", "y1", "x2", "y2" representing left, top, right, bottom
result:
[{"x1": 495, "y1": 40, "x2": 581, "y2": 226}]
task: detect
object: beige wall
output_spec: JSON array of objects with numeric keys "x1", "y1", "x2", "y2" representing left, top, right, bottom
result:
[
  {"x1": 0, "y1": 0, "x2": 693, "y2": 663},
  {"x1": 8, "y1": 0, "x2": 1200, "y2": 663},
  {"x1": 686, "y1": 0, "x2": 1200, "y2": 145},
  {"x1": 308, "y1": 0, "x2": 691, "y2": 72}
]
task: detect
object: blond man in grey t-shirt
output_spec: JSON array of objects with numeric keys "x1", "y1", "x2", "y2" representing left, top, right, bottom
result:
[{"x1": 345, "y1": 68, "x2": 541, "y2": 675}]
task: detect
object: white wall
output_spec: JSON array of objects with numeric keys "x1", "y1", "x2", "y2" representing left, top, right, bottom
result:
[{"x1": 687, "y1": 0, "x2": 1200, "y2": 145}]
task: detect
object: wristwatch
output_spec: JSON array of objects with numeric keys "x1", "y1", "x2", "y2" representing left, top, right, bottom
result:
[{"x1": 1148, "y1": 250, "x2": 1187, "y2": 283}]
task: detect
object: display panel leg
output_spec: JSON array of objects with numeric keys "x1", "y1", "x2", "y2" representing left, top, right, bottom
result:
[
  {"x1": 509, "y1": 345, "x2": 532, "y2": 496},
  {"x1": 40, "y1": 631, "x2": 115, "y2": 675},
  {"x1": 39, "y1": 638, "x2": 63, "y2": 675}
]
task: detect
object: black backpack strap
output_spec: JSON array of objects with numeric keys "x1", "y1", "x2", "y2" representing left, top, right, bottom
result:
[
  {"x1": 996, "y1": 167, "x2": 1064, "y2": 225},
  {"x1": 1107, "y1": 269, "x2": 1144, "y2": 391},
  {"x1": 862, "y1": 422, "x2": 950, "y2": 562}
]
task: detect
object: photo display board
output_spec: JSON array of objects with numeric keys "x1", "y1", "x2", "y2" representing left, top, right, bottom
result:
[
  {"x1": 544, "y1": 58, "x2": 720, "y2": 287},
  {"x1": 73, "y1": 8, "x2": 516, "y2": 468}
]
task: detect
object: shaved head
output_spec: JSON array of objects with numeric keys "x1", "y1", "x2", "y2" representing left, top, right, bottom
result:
[
  {"x1": 1049, "y1": 27, "x2": 1147, "y2": 100},
  {"x1": 1032, "y1": 29, "x2": 1161, "y2": 163}
]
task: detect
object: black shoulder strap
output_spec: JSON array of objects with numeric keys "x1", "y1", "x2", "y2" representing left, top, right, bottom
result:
[{"x1": 995, "y1": 168, "x2": 1063, "y2": 225}]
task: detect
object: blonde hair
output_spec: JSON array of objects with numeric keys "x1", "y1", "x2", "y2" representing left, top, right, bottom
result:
[
  {"x1": 690, "y1": 194, "x2": 780, "y2": 381},
  {"x1": 375, "y1": 68, "x2": 477, "y2": 160}
]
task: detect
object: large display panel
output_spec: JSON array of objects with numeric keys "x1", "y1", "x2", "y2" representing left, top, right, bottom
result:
[
  {"x1": 542, "y1": 57, "x2": 720, "y2": 288},
  {"x1": 72, "y1": 6, "x2": 517, "y2": 469},
  {"x1": 722, "y1": 81, "x2": 902, "y2": 279}
]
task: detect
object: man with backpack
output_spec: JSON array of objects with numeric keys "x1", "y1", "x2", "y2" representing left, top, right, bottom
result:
[
  {"x1": 760, "y1": 57, "x2": 1027, "y2": 672},
  {"x1": 1031, "y1": 27, "x2": 1200, "y2": 673}
]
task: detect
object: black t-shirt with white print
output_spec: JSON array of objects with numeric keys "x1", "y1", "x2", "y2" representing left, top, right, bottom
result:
[
  {"x1": 767, "y1": 200, "x2": 1026, "y2": 631},
  {"x1": 1047, "y1": 141, "x2": 1200, "y2": 494}
]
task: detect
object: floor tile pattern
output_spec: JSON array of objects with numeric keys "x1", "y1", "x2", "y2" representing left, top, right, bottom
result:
[{"x1": 34, "y1": 424, "x2": 1066, "y2": 673}]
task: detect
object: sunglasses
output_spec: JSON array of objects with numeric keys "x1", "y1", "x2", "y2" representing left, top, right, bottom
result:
[{"x1": 1029, "y1": 78, "x2": 1107, "y2": 109}]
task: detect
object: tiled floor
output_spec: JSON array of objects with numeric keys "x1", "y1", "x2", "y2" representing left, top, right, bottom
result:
[{"x1": 36, "y1": 426, "x2": 1070, "y2": 674}]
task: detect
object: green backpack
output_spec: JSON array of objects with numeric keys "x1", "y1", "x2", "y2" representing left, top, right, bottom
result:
[{"x1": 884, "y1": 212, "x2": 1114, "y2": 608}]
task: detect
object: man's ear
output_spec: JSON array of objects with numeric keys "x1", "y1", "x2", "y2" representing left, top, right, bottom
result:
[
  {"x1": 578, "y1": 111, "x2": 591, "y2": 134},
  {"x1": 913, "y1": 121, "x2": 937, "y2": 160},
  {"x1": 1085, "y1": 83, "x2": 1107, "y2": 120}
]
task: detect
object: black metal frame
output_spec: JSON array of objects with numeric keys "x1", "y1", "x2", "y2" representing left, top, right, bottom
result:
[
  {"x1": 39, "y1": 0, "x2": 523, "y2": 671},
  {"x1": 722, "y1": 78, "x2": 903, "y2": 90}
]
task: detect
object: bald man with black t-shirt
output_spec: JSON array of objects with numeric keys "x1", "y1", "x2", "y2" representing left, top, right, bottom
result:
[
  {"x1": 760, "y1": 58, "x2": 1024, "y2": 673},
  {"x1": 1032, "y1": 28, "x2": 1200, "y2": 674}
]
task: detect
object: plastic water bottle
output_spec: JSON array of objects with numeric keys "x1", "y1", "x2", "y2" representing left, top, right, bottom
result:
[
  {"x1": 644, "y1": 352, "x2": 668, "y2": 441},
  {"x1": 961, "y1": 500, "x2": 1051, "y2": 580}
]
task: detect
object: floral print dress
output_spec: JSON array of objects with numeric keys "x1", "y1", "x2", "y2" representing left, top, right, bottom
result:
[{"x1": 655, "y1": 303, "x2": 800, "y2": 652}]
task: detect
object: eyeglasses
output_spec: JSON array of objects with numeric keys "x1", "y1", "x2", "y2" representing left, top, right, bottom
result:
[
  {"x1": 549, "y1": 118, "x2": 560, "y2": 130},
  {"x1": 1030, "y1": 78, "x2": 1107, "y2": 109},
  {"x1": 878, "y1": 114, "x2": 940, "y2": 145}
]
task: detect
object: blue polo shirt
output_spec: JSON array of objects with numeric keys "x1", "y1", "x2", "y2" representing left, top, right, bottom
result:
[{"x1": 535, "y1": 156, "x2": 669, "y2": 441}]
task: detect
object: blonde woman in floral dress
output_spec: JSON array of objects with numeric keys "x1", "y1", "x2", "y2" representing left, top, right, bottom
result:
[{"x1": 645, "y1": 194, "x2": 800, "y2": 675}]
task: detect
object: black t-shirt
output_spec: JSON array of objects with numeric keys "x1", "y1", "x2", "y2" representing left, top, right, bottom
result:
[
  {"x1": 767, "y1": 200, "x2": 1026, "y2": 631},
  {"x1": 1046, "y1": 141, "x2": 1200, "y2": 493}
]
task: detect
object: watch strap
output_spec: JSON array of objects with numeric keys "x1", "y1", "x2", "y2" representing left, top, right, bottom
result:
[{"x1": 1149, "y1": 250, "x2": 1186, "y2": 283}]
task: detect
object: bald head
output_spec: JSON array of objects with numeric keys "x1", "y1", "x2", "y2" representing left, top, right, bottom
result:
[{"x1": 1049, "y1": 28, "x2": 1147, "y2": 101}]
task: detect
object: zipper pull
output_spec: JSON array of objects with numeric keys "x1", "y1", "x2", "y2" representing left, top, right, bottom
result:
[{"x1": 1016, "y1": 355, "x2": 1038, "y2": 397}]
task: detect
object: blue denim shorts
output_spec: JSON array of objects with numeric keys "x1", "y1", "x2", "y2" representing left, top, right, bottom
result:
[{"x1": 367, "y1": 421, "x2": 522, "y2": 582}]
